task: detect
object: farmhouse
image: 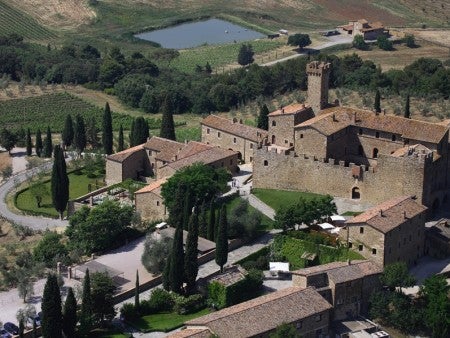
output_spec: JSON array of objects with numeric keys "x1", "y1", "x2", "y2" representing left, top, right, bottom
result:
[{"x1": 337, "y1": 19, "x2": 386, "y2": 40}]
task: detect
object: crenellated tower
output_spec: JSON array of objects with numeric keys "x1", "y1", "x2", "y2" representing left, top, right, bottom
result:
[{"x1": 306, "y1": 61, "x2": 331, "y2": 115}]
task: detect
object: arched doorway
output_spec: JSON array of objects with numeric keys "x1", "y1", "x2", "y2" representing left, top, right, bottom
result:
[
  {"x1": 271, "y1": 135, "x2": 276, "y2": 144},
  {"x1": 372, "y1": 148, "x2": 379, "y2": 158},
  {"x1": 352, "y1": 187, "x2": 360, "y2": 199}
]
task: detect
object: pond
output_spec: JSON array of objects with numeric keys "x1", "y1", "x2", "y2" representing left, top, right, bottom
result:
[{"x1": 135, "y1": 18, "x2": 265, "y2": 49}]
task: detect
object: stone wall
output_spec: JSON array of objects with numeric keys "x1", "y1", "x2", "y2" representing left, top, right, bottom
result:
[
  {"x1": 105, "y1": 160, "x2": 123, "y2": 185},
  {"x1": 342, "y1": 225, "x2": 385, "y2": 267},
  {"x1": 306, "y1": 61, "x2": 330, "y2": 114},
  {"x1": 135, "y1": 191, "x2": 167, "y2": 222},
  {"x1": 269, "y1": 114, "x2": 296, "y2": 147},
  {"x1": 105, "y1": 149, "x2": 150, "y2": 185}
]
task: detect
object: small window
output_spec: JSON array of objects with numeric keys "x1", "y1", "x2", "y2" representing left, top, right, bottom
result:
[
  {"x1": 218, "y1": 132, "x2": 221, "y2": 138},
  {"x1": 358, "y1": 244, "x2": 363, "y2": 251},
  {"x1": 148, "y1": 150, "x2": 152, "y2": 156},
  {"x1": 376, "y1": 131, "x2": 380, "y2": 138},
  {"x1": 284, "y1": 139, "x2": 288, "y2": 144},
  {"x1": 404, "y1": 139, "x2": 409, "y2": 144},
  {"x1": 337, "y1": 299, "x2": 343, "y2": 305},
  {"x1": 272, "y1": 120, "x2": 276, "y2": 127},
  {"x1": 233, "y1": 137, "x2": 237, "y2": 144},
  {"x1": 250, "y1": 156, "x2": 253, "y2": 162},
  {"x1": 372, "y1": 248, "x2": 377, "y2": 255},
  {"x1": 359, "y1": 128, "x2": 363, "y2": 135},
  {"x1": 348, "y1": 242, "x2": 353, "y2": 248},
  {"x1": 156, "y1": 201, "x2": 160, "y2": 206},
  {"x1": 264, "y1": 160, "x2": 268, "y2": 166},
  {"x1": 300, "y1": 134, "x2": 304, "y2": 139},
  {"x1": 250, "y1": 143, "x2": 253, "y2": 149},
  {"x1": 206, "y1": 128, "x2": 210, "y2": 134},
  {"x1": 392, "y1": 134, "x2": 396, "y2": 141},
  {"x1": 296, "y1": 322, "x2": 302, "y2": 329},
  {"x1": 315, "y1": 314, "x2": 322, "y2": 322},
  {"x1": 360, "y1": 227, "x2": 364, "y2": 234},
  {"x1": 373, "y1": 148, "x2": 378, "y2": 158}
]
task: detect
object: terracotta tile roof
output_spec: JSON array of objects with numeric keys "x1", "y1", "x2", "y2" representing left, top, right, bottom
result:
[
  {"x1": 345, "y1": 196, "x2": 427, "y2": 233},
  {"x1": 268, "y1": 103, "x2": 310, "y2": 116},
  {"x1": 327, "y1": 261, "x2": 382, "y2": 284},
  {"x1": 167, "y1": 328, "x2": 212, "y2": 338},
  {"x1": 176, "y1": 141, "x2": 212, "y2": 160},
  {"x1": 291, "y1": 261, "x2": 349, "y2": 276},
  {"x1": 295, "y1": 107, "x2": 448, "y2": 144},
  {"x1": 209, "y1": 265, "x2": 247, "y2": 287},
  {"x1": 185, "y1": 287, "x2": 331, "y2": 338},
  {"x1": 201, "y1": 115, "x2": 268, "y2": 142},
  {"x1": 165, "y1": 147, "x2": 237, "y2": 171},
  {"x1": 143, "y1": 136, "x2": 184, "y2": 162},
  {"x1": 106, "y1": 144, "x2": 144, "y2": 163},
  {"x1": 135, "y1": 178, "x2": 167, "y2": 195}
]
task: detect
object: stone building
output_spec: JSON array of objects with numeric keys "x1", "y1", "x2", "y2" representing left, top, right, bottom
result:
[
  {"x1": 134, "y1": 178, "x2": 167, "y2": 222},
  {"x1": 343, "y1": 196, "x2": 427, "y2": 267},
  {"x1": 292, "y1": 260, "x2": 382, "y2": 321},
  {"x1": 143, "y1": 136, "x2": 185, "y2": 178},
  {"x1": 105, "y1": 145, "x2": 150, "y2": 185},
  {"x1": 181, "y1": 286, "x2": 332, "y2": 338},
  {"x1": 306, "y1": 61, "x2": 330, "y2": 114},
  {"x1": 337, "y1": 19, "x2": 386, "y2": 40},
  {"x1": 253, "y1": 61, "x2": 450, "y2": 211},
  {"x1": 425, "y1": 219, "x2": 450, "y2": 259},
  {"x1": 201, "y1": 114, "x2": 268, "y2": 163}
]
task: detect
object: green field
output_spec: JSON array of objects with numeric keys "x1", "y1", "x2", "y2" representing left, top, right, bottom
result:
[
  {"x1": 252, "y1": 188, "x2": 324, "y2": 211},
  {"x1": 0, "y1": 1, "x2": 56, "y2": 41},
  {"x1": 129, "y1": 308, "x2": 210, "y2": 332}
]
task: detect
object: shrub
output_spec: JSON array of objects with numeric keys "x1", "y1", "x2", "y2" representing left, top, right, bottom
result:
[
  {"x1": 149, "y1": 288, "x2": 174, "y2": 312},
  {"x1": 120, "y1": 303, "x2": 138, "y2": 320},
  {"x1": 377, "y1": 35, "x2": 393, "y2": 51},
  {"x1": 353, "y1": 35, "x2": 368, "y2": 50},
  {"x1": 173, "y1": 294, "x2": 205, "y2": 314}
]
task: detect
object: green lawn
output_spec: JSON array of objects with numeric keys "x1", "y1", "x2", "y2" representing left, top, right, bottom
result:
[
  {"x1": 90, "y1": 328, "x2": 131, "y2": 338},
  {"x1": 252, "y1": 188, "x2": 324, "y2": 211},
  {"x1": 15, "y1": 170, "x2": 105, "y2": 218},
  {"x1": 129, "y1": 308, "x2": 210, "y2": 332}
]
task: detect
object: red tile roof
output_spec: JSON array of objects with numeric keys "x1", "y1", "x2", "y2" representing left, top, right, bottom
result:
[
  {"x1": 165, "y1": 147, "x2": 237, "y2": 171},
  {"x1": 167, "y1": 328, "x2": 212, "y2": 338},
  {"x1": 176, "y1": 141, "x2": 212, "y2": 160},
  {"x1": 346, "y1": 196, "x2": 427, "y2": 233},
  {"x1": 201, "y1": 115, "x2": 268, "y2": 142},
  {"x1": 143, "y1": 136, "x2": 184, "y2": 162},
  {"x1": 134, "y1": 178, "x2": 167, "y2": 195},
  {"x1": 106, "y1": 145, "x2": 144, "y2": 163},
  {"x1": 268, "y1": 103, "x2": 311, "y2": 116}
]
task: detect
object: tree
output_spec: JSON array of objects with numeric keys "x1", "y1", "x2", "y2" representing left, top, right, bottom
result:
[
  {"x1": 205, "y1": 62, "x2": 212, "y2": 74},
  {"x1": 86, "y1": 116, "x2": 99, "y2": 148},
  {"x1": 35, "y1": 129, "x2": 43, "y2": 157},
  {"x1": 91, "y1": 272, "x2": 116, "y2": 324},
  {"x1": 141, "y1": 233, "x2": 172, "y2": 274},
  {"x1": 74, "y1": 114, "x2": 87, "y2": 156},
  {"x1": 41, "y1": 274, "x2": 62, "y2": 338},
  {"x1": 257, "y1": 104, "x2": 270, "y2": 130},
  {"x1": 352, "y1": 35, "x2": 368, "y2": 50},
  {"x1": 215, "y1": 205, "x2": 228, "y2": 273},
  {"x1": 19, "y1": 319, "x2": 24, "y2": 338},
  {"x1": 1, "y1": 165, "x2": 12, "y2": 180},
  {"x1": 135, "y1": 270, "x2": 140, "y2": 309},
  {"x1": 207, "y1": 200, "x2": 215, "y2": 242},
  {"x1": 198, "y1": 201, "x2": 208, "y2": 238},
  {"x1": 79, "y1": 269, "x2": 93, "y2": 336},
  {"x1": 51, "y1": 145, "x2": 69, "y2": 220},
  {"x1": 0, "y1": 128, "x2": 17, "y2": 155},
  {"x1": 129, "y1": 119, "x2": 135, "y2": 146},
  {"x1": 377, "y1": 35, "x2": 393, "y2": 51},
  {"x1": 63, "y1": 287, "x2": 77, "y2": 338},
  {"x1": 43, "y1": 126, "x2": 53, "y2": 158},
  {"x1": 160, "y1": 95, "x2": 176, "y2": 140},
  {"x1": 184, "y1": 208, "x2": 199, "y2": 294},
  {"x1": 269, "y1": 323, "x2": 302, "y2": 338},
  {"x1": 17, "y1": 273, "x2": 34, "y2": 303},
  {"x1": 287, "y1": 34, "x2": 312, "y2": 50},
  {"x1": 62, "y1": 114, "x2": 74, "y2": 149},
  {"x1": 102, "y1": 102, "x2": 113, "y2": 155},
  {"x1": 404, "y1": 34, "x2": 416, "y2": 48},
  {"x1": 374, "y1": 89, "x2": 381, "y2": 113},
  {"x1": 117, "y1": 124, "x2": 125, "y2": 152},
  {"x1": 29, "y1": 180, "x2": 49, "y2": 208},
  {"x1": 237, "y1": 44, "x2": 254, "y2": 66},
  {"x1": 33, "y1": 231, "x2": 68, "y2": 267},
  {"x1": 26, "y1": 128, "x2": 32, "y2": 156},
  {"x1": 404, "y1": 94, "x2": 411, "y2": 119},
  {"x1": 380, "y1": 262, "x2": 415, "y2": 291}
]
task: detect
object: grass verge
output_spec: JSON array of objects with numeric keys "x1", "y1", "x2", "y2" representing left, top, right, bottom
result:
[{"x1": 252, "y1": 188, "x2": 324, "y2": 211}]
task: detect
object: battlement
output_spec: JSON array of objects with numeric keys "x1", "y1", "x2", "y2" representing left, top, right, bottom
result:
[{"x1": 306, "y1": 61, "x2": 331, "y2": 75}]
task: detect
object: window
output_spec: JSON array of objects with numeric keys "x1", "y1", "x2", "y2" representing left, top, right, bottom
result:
[
  {"x1": 358, "y1": 244, "x2": 363, "y2": 251},
  {"x1": 264, "y1": 160, "x2": 268, "y2": 166},
  {"x1": 156, "y1": 201, "x2": 160, "y2": 206},
  {"x1": 359, "y1": 128, "x2": 363, "y2": 135},
  {"x1": 217, "y1": 132, "x2": 221, "y2": 138},
  {"x1": 348, "y1": 242, "x2": 353, "y2": 248},
  {"x1": 373, "y1": 148, "x2": 378, "y2": 158},
  {"x1": 352, "y1": 187, "x2": 360, "y2": 199},
  {"x1": 272, "y1": 120, "x2": 276, "y2": 127},
  {"x1": 376, "y1": 131, "x2": 380, "y2": 138},
  {"x1": 404, "y1": 139, "x2": 409, "y2": 145},
  {"x1": 300, "y1": 134, "x2": 304, "y2": 139},
  {"x1": 337, "y1": 299, "x2": 344, "y2": 305},
  {"x1": 271, "y1": 135, "x2": 276, "y2": 144},
  {"x1": 206, "y1": 128, "x2": 210, "y2": 134},
  {"x1": 250, "y1": 156, "x2": 253, "y2": 162},
  {"x1": 250, "y1": 143, "x2": 253, "y2": 149},
  {"x1": 315, "y1": 314, "x2": 322, "y2": 322},
  {"x1": 296, "y1": 322, "x2": 302, "y2": 329},
  {"x1": 372, "y1": 248, "x2": 377, "y2": 255},
  {"x1": 392, "y1": 134, "x2": 396, "y2": 141},
  {"x1": 233, "y1": 137, "x2": 237, "y2": 144},
  {"x1": 284, "y1": 139, "x2": 288, "y2": 144},
  {"x1": 148, "y1": 150, "x2": 152, "y2": 156},
  {"x1": 360, "y1": 226, "x2": 364, "y2": 234}
]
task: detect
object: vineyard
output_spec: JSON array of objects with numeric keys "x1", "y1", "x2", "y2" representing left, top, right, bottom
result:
[{"x1": 0, "y1": 0, "x2": 56, "y2": 41}]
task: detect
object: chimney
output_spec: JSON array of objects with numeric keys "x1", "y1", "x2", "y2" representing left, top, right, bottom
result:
[
  {"x1": 383, "y1": 108, "x2": 386, "y2": 115},
  {"x1": 352, "y1": 112, "x2": 356, "y2": 124},
  {"x1": 332, "y1": 113, "x2": 337, "y2": 122},
  {"x1": 403, "y1": 211, "x2": 407, "y2": 219},
  {"x1": 380, "y1": 209, "x2": 383, "y2": 217},
  {"x1": 281, "y1": 108, "x2": 285, "y2": 114},
  {"x1": 239, "y1": 119, "x2": 243, "y2": 124}
]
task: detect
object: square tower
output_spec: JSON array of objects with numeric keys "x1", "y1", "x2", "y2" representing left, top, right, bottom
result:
[{"x1": 307, "y1": 61, "x2": 331, "y2": 115}]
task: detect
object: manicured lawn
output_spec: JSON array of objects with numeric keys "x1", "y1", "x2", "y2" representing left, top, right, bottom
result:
[
  {"x1": 252, "y1": 188, "x2": 324, "y2": 211},
  {"x1": 129, "y1": 308, "x2": 210, "y2": 332},
  {"x1": 90, "y1": 328, "x2": 131, "y2": 338},
  {"x1": 15, "y1": 170, "x2": 105, "y2": 218}
]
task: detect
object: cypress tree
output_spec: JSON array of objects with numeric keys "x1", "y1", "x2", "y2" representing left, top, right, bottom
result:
[
  {"x1": 43, "y1": 126, "x2": 53, "y2": 158},
  {"x1": 74, "y1": 114, "x2": 87, "y2": 156},
  {"x1": 168, "y1": 184, "x2": 186, "y2": 229},
  {"x1": 184, "y1": 208, "x2": 199, "y2": 294},
  {"x1": 160, "y1": 96, "x2": 176, "y2": 141},
  {"x1": 117, "y1": 124, "x2": 124, "y2": 152},
  {"x1": 162, "y1": 255, "x2": 171, "y2": 291},
  {"x1": 102, "y1": 102, "x2": 113, "y2": 154},
  {"x1": 215, "y1": 205, "x2": 228, "y2": 273},
  {"x1": 257, "y1": 104, "x2": 270, "y2": 130},
  {"x1": 129, "y1": 119, "x2": 136, "y2": 147},
  {"x1": 35, "y1": 129, "x2": 43, "y2": 157},
  {"x1": 79, "y1": 269, "x2": 93, "y2": 336},
  {"x1": 135, "y1": 270, "x2": 140, "y2": 309},
  {"x1": 404, "y1": 94, "x2": 411, "y2": 119},
  {"x1": 183, "y1": 187, "x2": 192, "y2": 230},
  {"x1": 63, "y1": 287, "x2": 77, "y2": 338},
  {"x1": 41, "y1": 274, "x2": 62, "y2": 338},
  {"x1": 26, "y1": 128, "x2": 32, "y2": 156},
  {"x1": 374, "y1": 89, "x2": 381, "y2": 113},
  {"x1": 134, "y1": 117, "x2": 149, "y2": 145},
  {"x1": 169, "y1": 220, "x2": 184, "y2": 294},
  {"x1": 62, "y1": 114, "x2": 74, "y2": 149},
  {"x1": 215, "y1": 206, "x2": 221, "y2": 242},
  {"x1": 51, "y1": 145, "x2": 69, "y2": 220},
  {"x1": 19, "y1": 319, "x2": 24, "y2": 338},
  {"x1": 207, "y1": 200, "x2": 215, "y2": 242},
  {"x1": 198, "y1": 201, "x2": 208, "y2": 238},
  {"x1": 32, "y1": 318, "x2": 37, "y2": 338}
]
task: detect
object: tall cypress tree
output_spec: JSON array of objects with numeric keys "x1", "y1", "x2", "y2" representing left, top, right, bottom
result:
[
  {"x1": 215, "y1": 207, "x2": 221, "y2": 242},
  {"x1": 19, "y1": 319, "x2": 24, "y2": 338},
  {"x1": 183, "y1": 187, "x2": 192, "y2": 230},
  {"x1": 62, "y1": 114, "x2": 74, "y2": 149},
  {"x1": 215, "y1": 205, "x2": 228, "y2": 273},
  {"x1": 404, "y1": 94, "x2": 411, "y2": 119},
  {"x1": 169, "y1": 220, "x2": 184, "y2": 294},
  {"x1": 117, "y1": 124, "x2": 124, "y2": 152},
  {"x1": 199, "y1": 201, "x2": 208, "y2": 238},
  {"x1": 43, "y1": 126, "x2": 53, "y2": 158},
  {"x1": 207, "y1": 200, "x2": 215, "y2": 242},
  {"x1": 374, "y1": 89, "x2": 381, "y2": 113},
  {"x1": 63, "y1": 287, "x2": 77, "y2": 338},
  {"x1": 185, "y1": 208, "x2": 199, "y2": 294},
  {"x1": 74, "y1": 114, "x2": 87, "y2": 156},
  {"x1": 162, "y1": 255, "x2": 171, "y2": 291},
  {"x1": 129, "y1": 119, "x2": 135, "y2": 147},
  {"x1": 41, "y1": 274, "x2": 62, "y2": 338},
  {"x1": 257, "y1": 104, "x2": 270, "y2": 130},
  {"x1": 168, "y1": 184, "x2": 186, "y2": 229},
  {"x1": 160, "y1": 96, "x2": 176, "y2": 140},
  {"x1": 51, "y1": 145, "x2": 69, "y2": 220},
  {"x1": 35, "y1": 129, "x2": 43, "y2": 157},
  {"x1": 102, "y1": 102, "x2": 113, "y2": 154},
  {"x1": 26, "y1": 128, "x2": 32, "y2": 156},
  {"x1": 134, "y1": 117, "x2": 149, "y2": 145},
  {"x1": 79, "y1": 269, "x2": 92, "y2": 336},
  {"x1": 135, "y1": 270, "x2": 140, "y2": 309}
]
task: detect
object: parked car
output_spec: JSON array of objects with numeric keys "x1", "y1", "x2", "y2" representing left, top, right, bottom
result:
[
  {"x1": 0, "y1": 328, "x2": 12, "y2": 338},
  {"x1": 3, "y1": 323, "x2": 18, "y2": 336}
]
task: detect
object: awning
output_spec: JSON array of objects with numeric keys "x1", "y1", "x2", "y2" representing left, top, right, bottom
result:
[
  {"x1": 318, "y1": 222, "x2": 335, "y2": 230},
  {"x1": 331, "y1": 215, "x2": 346, "y2": 222},
  {"x1": 269, "y1": 262, "x2": 290, "y2": 272}
]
